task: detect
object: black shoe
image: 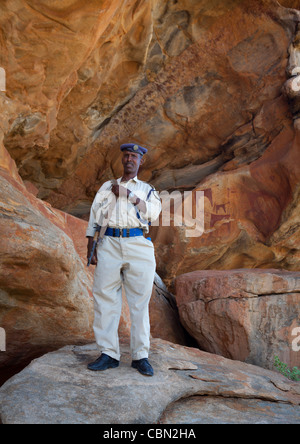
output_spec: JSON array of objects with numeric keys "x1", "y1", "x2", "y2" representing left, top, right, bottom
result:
[
  {"x1": 132, "y1": 358, "x2": 154, "y2": 376},
  {"x1": 87, "y1": 353, "x2": 119, "y2": 371}
]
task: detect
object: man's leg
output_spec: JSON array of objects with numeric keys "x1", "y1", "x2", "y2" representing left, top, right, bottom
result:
[
  {"x1": 92, "y1": 237, "x2": 123, "y2": 361},
  {"x1": 121, "y1": 236, "x2": 156, "y2": 361}
]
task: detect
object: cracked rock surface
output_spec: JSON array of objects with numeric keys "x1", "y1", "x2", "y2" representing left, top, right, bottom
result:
[{"x1": 0, "y1": 338, "x2": 299, "y2": 424}]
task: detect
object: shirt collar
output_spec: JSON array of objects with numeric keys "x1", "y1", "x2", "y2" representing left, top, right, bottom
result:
[{"x1": 118, "y1": 175, "x2": 139, "y2": 184}]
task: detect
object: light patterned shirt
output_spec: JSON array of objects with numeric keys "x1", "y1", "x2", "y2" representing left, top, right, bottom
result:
[{"x1": 86, "y1": 176, "x2": 161, "y2": 236}]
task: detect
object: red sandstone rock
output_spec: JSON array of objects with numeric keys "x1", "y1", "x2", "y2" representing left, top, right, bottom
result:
[
  {"x1": 150, "y1": 274, "x2": 189, "y2": 346},
  {"x1": 151, "y1": 120, "x2": 300, "y2": 284},
  {"x1": 0, "y1": 167, "x2": 95, "y2": 377},
  {"x1": 175, "y1": 269, "x2": 300, "y2": 371}
]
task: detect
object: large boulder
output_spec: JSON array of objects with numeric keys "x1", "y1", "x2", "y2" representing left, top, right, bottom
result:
[
  {"x1": 0, "y1": 163, "x2": 95, "y2": 379},
  {"x1": 175, "y1": 269, "x2": 300, "y2": 371},
  {"x1": 0, "y1": 338, "x2": 299, "y2": 424}
]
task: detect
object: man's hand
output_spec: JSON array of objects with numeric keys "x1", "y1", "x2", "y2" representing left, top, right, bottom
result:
[
  {"x1": 111, "y1": 183, "x2": 146, "y2": 214},
  {"x1": 87, "y1": 237, "x2": 97, "y2": 266},
  {"x1": 111, "y1": 184, "x2": 142, "y2": 207},
  {"x1": 111, "y1": 184, "x2": 130, "y2": 198}
]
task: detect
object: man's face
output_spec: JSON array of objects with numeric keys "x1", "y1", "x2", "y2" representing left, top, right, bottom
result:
[{"x1": 122, "y1": 150, "x2": 144, "y2": 175}]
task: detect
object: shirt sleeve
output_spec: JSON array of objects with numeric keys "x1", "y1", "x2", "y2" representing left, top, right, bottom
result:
[
  {"x1": 139, "y1": 187, "x2": 162, "y2": 222},
  {"x1": 85, "y1": 181, "x2": 112, "y2": 237}
]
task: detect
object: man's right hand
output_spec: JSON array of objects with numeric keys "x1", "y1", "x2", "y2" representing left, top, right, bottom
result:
[{"x1": 87, "y1": 237, "x2": 98, "y2": 266}]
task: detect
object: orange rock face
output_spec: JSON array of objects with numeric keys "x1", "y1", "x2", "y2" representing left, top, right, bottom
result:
[
  {"x1": 153, "y1": 122, "x2": 300, "y2": 284},
  {"x1": 1, "y1": 0, "x2": 299, "y2": 280}
]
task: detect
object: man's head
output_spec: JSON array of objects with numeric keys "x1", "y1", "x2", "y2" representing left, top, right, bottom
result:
[{"x1": 120, "y1": 143, "x2": 147, "y2": 177}]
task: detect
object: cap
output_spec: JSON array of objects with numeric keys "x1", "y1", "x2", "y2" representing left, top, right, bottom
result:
[{"x1": 120, "y1": 143, "x2": 148, "y2": 156}]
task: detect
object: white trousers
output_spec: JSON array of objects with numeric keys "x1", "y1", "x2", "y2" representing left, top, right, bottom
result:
[{"x1": 92, "y1": 235, "x2": 156, "y2": 361}]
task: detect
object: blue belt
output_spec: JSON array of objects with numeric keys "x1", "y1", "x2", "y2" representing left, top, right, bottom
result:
[{"x1": 105, "y1": 227, "x2": 144, "y2": 238}]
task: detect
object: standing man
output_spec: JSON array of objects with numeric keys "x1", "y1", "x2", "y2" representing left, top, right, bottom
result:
[{"x1": 86, "y1": 143, "x2": 161, "y2": 376}]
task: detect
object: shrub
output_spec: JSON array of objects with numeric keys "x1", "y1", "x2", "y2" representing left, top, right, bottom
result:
[{"x1": 274, "y1": 356, "x2": 300, "y2": 382}]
